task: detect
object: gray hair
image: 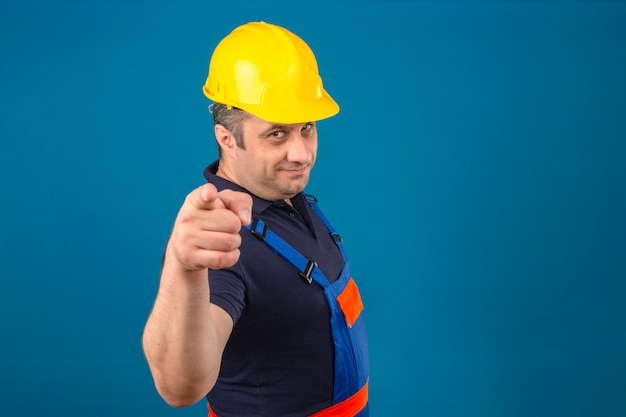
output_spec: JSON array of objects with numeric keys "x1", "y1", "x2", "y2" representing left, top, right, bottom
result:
[{"x1": 211, "y1": 103, "x2": 247, "y2": 154}]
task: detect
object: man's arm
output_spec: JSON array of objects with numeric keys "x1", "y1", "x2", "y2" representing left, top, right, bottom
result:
[{"x1": 142, "y1": 184, "x2": 252, "y2": 407}]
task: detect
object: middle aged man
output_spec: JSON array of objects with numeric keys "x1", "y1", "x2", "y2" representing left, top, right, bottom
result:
[{"x1": 143, "y1": 21, "x2": 369, "y2": 417}]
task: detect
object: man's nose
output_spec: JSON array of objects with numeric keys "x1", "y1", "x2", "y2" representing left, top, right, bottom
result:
[{"x1": 286, "y1": 135, "x2": 312, "y2": 163}]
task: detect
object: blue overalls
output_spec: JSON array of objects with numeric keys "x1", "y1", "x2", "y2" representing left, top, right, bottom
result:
[{"x1": 244, "y1": 194, "x2": 370, "y2": 417}]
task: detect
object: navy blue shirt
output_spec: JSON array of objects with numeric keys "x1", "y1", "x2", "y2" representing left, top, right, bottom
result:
[{"x1": 203, "y1": 161, "x2": 345, "y2": 417}]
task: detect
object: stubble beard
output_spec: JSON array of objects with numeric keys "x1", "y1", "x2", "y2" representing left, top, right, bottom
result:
[{"x1": 269, "y1": 166, "x2": 311, "y2": 200}]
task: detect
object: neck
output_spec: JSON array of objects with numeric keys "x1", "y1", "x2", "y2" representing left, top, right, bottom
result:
[{"x1": 215, "y1": 161, "x2": 236, "y2": 183}]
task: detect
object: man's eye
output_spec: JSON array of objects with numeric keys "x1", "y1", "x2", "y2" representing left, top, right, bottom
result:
[
  {"x1": 270, "y1": 131, "x2": 284, "y2": 137},
  {"x1": 301, "y1": 123, "x2": 315, "y2": 135}
]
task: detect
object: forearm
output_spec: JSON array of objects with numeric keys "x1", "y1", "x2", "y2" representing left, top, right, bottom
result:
[
  {"x1": 142, "y1": 184, "x2": 248, "y2": 406},
  {"x1": 142, "y1": 257, "x2": 225, "y2": 407}
]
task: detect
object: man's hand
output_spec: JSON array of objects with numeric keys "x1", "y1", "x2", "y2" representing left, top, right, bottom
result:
[{"x1": 166, "y1": 183, "x2": 252, "y2": 272}]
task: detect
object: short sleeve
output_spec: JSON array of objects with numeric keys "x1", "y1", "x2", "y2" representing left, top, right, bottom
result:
[{"x1": 209, "y1": 264, "x2": 246, "y2": 323}]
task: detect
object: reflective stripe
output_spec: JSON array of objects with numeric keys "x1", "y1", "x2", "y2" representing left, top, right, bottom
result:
[{"x1": 309, "y1": 381, "x2": 368, "y2": 417}]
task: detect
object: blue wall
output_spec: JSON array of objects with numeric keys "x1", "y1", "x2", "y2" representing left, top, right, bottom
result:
[{"x1": 1, "y1": 1, "x2": 625, "y2": 416}]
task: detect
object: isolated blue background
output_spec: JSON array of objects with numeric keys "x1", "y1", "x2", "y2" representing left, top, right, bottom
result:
[{"x1": 1, "y1": 1, "x2": 625, "y2": 416}]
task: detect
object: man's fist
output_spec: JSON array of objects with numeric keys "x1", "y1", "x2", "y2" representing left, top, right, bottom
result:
[{"x1": 166, "y1": 183, "x2": 252, "y2": 272}]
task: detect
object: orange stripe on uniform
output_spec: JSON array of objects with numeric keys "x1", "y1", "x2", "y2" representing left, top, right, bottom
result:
[{"x1": 309, "y1": 381, "x2": 368, "y2": 417}]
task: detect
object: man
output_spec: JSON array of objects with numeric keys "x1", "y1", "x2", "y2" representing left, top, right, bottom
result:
[{"x1": 142, "y1": 22, "x2": 369, "y2": 417}]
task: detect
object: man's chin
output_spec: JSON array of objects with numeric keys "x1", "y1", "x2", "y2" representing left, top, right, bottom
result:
[{"x1": 278, "y1": 181, "x2": 308, "y2": 199}]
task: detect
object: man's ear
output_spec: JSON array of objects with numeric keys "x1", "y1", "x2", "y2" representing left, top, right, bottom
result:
[{"x1": 215, "y1": 124, "x2": 236, "y2": 154}]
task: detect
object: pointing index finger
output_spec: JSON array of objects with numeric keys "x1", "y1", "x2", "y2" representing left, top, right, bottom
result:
[
  {"x1": 217, "y1": 189, "x2": 253, "y2": 226},
  {"x1": 188, "y1": 183, "x2": 225, "y2": 210}
]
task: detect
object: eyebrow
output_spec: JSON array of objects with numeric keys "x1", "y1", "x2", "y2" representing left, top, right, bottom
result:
[
  {"x1": 258, "y1": 122, "x2": 315, "y2": 138},
  {"x1": 259, "y1": 124, "x2": 290, "y2": 137}
]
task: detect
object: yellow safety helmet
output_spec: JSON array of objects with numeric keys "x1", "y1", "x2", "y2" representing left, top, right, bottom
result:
[{"x1": 202, "y1": 21, "x2": 339, "y2": 124}]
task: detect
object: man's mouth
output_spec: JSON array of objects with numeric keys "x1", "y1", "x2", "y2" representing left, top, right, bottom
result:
[{"x1": 280, "y1": 165, "x2": 308, "y2": 175}]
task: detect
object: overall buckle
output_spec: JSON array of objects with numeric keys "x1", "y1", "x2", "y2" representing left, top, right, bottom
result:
[
  {"x1": 299, "y1": 257, "x2": 317, "y2": 284},
  {"x1": 250, "y1": 218, "x2": 268, "y2": 241},
  {"x1": 330, "y1": 232, "x2": 343, "y2": 244}
]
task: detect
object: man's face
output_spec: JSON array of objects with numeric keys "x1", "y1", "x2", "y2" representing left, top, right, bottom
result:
[{"x1": 229, "y1": 114, "x2": 318, "y2": 201}]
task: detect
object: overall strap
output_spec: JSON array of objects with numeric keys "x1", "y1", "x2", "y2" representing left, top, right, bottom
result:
[
  {"x1": 303, "y1": 194, "x2": 347, "y2": 260},
  {"x1": 244, "y1": 218, "x2": 330, "y2": 287}
]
